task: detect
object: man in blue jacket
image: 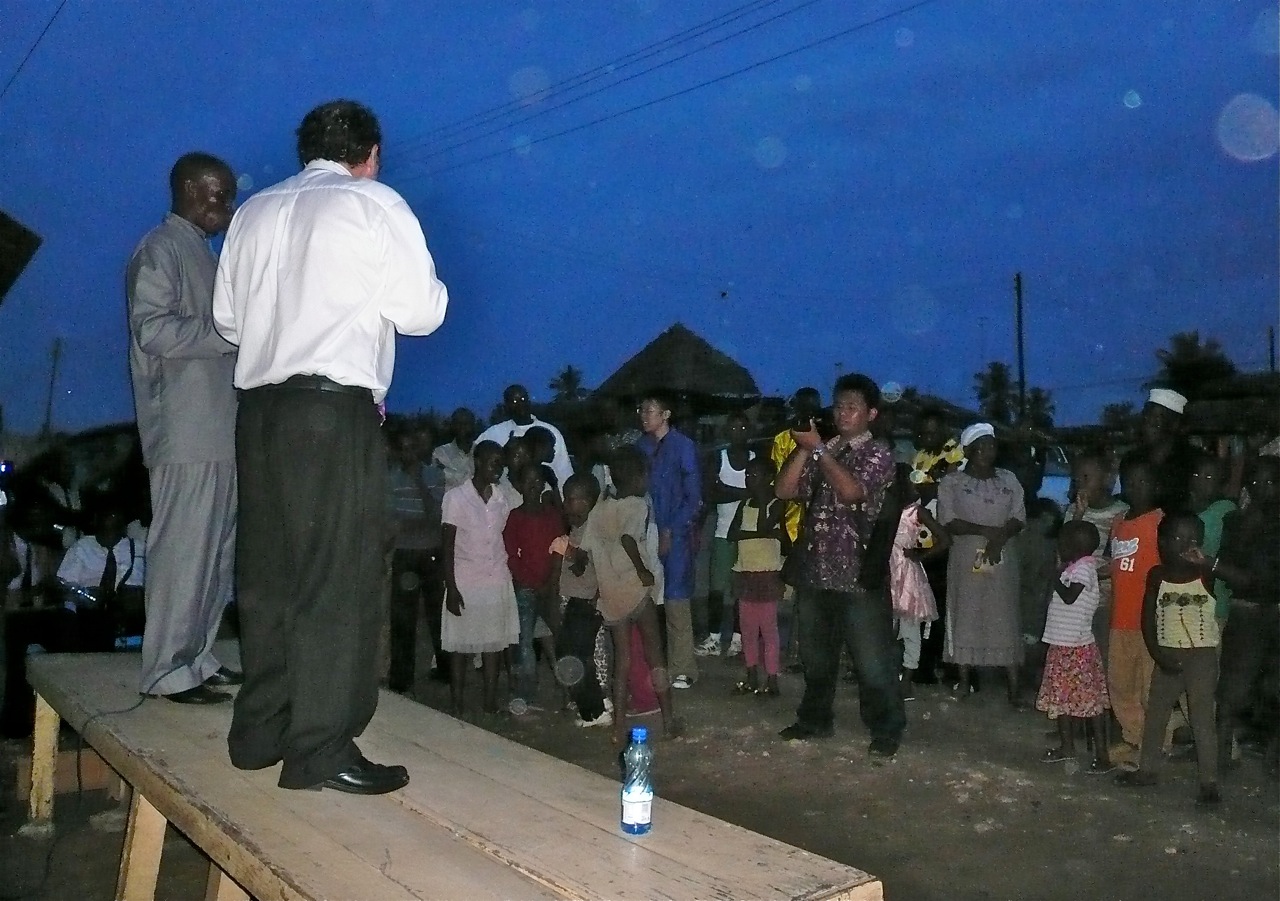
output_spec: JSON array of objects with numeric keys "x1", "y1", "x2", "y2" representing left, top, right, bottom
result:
[{"x1": 637, "y1": 393, "x2": 702, "y2": 689}]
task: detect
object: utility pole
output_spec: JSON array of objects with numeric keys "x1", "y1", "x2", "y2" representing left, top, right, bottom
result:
[
  {"x1": 41, "y1": 336, "x2": 61, "y2": 436},
  {"x1": 1014, "y1": 272, "x2": 1026, "y2": 421},
  {"x1": 1269, "y1": 325, "x2": 1276, "y2": 373}
]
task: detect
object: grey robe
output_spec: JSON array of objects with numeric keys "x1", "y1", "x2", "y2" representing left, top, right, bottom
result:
[{"x1": 127, "y1": 213, "x2": 237, "y2": 695}]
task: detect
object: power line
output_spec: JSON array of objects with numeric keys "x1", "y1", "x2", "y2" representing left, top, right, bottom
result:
[
  {"x1": 388, "y1": 0, "x2": 787, "y2": 156},
  {"x1": 392, "y1": 0, "x2": 944, "y2": 182},
  {"x1": 388, "y1": 0, "x2": 830, "y2": 165},
  {"x1": 0, "y1": 0, "x2": 68, "y2": 106}
]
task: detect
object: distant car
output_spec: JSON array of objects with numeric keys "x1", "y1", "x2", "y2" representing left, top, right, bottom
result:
[{"x1": 1039, "y1": 444, "x2": 1072, "y2": 511}]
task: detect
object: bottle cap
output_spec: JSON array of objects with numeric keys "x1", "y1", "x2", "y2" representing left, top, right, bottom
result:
[{"x1": 631, "y1": 726, "x2": 648, "y2": 742}]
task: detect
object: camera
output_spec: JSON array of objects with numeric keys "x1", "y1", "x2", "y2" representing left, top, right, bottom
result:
[{"x1": 791, "y1": 409, "x2": 835, "y2": 439}]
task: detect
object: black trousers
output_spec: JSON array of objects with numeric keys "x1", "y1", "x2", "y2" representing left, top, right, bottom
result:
[
  {"x1": 556, "y1": 597, "x2": 606, "y2": 721},
  {"x1": 227, "y1": 381, "x2": 388, "y2": 789},
  {"x1": 388, "y1": 548, "x2": 444, "y2": 693}
]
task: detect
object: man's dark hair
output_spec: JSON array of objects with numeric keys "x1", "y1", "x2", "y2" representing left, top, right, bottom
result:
[
  {"x1": 833, "y1": 373, "x2": 881, "y2": 410},
  {"x1": 1156, "y1": 509, "x2": 1203, "y2": 543},
  {"x1": 564, "y1": 472, "x2": 601, "y2": 501},
  {"x1": 296, "y1": 100, "x2": 382, "y2": 167},
  {"x1": 169, "y1": 152, "x2": 231, "y2": 202},
  {"x1": 639, "y1": 390, "x2": 675, "y2": 413},
  {"x1": 1118, "y1": 449, "x2": 1152, "y2": 481},
  {"x1": 611, "y1": 445, "x2": 648, "y2": 485}
]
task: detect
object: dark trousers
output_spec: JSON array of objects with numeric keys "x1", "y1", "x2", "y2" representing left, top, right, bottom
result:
[
  {"x1": 1217, "y1": 602, "x2": 1280, "y2": 760},
  {"x1": 1139, "y1": 647, "x2": 1218, "y2": 782},
  {"x1": 227, "y1": 382, "x2": 388, "y2": 789},
  {"x1": 557, "y1": 597, "x2": 605, "y2": 721},
  {"x1": 796, "y1": 585, "x2": 906, "y2": 740},
  {"x1": 388, "y1": 548, "x2": 443, "y2": 693},
  {"x1": 917, "y1": 554, "x2": 949, "y2": 680}
]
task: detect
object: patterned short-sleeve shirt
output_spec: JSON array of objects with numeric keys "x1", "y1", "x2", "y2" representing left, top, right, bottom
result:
[{"x1": 795, "y1": 433, "x2": 895, "y2": 592}]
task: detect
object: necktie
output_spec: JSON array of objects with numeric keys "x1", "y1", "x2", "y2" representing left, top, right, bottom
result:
[{"x1": 98, "y1": 545, "x2": 118, "y2": 606}]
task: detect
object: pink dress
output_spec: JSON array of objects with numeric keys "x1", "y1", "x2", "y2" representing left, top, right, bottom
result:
[{"x1": 890, "y1": 502, "x2": 938, "y2": 624}]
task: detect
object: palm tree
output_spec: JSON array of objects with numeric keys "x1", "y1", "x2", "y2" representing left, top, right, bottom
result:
[
  {"x1": 1150, "y1": 331, "x2": 1236, "y2": 399},
  {"x1": 973, "y1": 362, "x2": 1016, "y2": 425},
  {"x1": 549, "y1": 365, "x2": 588, "y2": 403},
  {"x1": 1025, "y1": 387, "x2": 1055, "y2": 430}
]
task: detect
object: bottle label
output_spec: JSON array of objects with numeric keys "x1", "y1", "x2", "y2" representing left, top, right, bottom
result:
[{"x1": 622, "y1": 796, "x2": 652, "y2": 826}]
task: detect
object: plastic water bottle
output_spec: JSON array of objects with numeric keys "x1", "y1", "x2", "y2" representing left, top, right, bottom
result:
[{"x1": 620, "y1": 726, "x2": 654, "y2": 835}]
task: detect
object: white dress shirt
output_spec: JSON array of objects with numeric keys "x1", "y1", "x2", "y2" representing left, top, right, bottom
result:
[
  {"x1": 57, "y1": 536, "x2": 146, "y2": 589},
  {"x1": 212, "y1": 160, "x2": 448, "y2": 403},
  {"x1": 475, "y1": 417, "x2": 574, "y2": 491}
]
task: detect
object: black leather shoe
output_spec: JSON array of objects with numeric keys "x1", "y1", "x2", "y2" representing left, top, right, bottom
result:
[
  {"x1": 312, "y1": 758, "x2": 410, "y2": 795},
  {"x1": 205, "y1": 667, "x2": 245, "y2": 687},
  {"x1": 778, "y1": 722, "x2": 833, "y2": 740},
  {"x1": 149, "y1": 685, "x2": 232, "y2": 705}
]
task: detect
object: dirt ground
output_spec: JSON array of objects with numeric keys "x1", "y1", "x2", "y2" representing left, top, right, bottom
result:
[{"x1": 1, "y1": 652, "x2": 1276, "y2": 901}]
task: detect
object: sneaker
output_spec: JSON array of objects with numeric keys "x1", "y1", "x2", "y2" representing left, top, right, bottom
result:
[
  {"x1": 726, "y1": 633, "x2": 743, "y2": 656},
  {"x1": 693, "y1": 636, "x2": 721, "y2": 657},
  {"x1": 575, "y1": 709, "x2": 613, "y2": 728},
  {"x1": 671, "y1": 675, "x2": 692, "y2": 690}
]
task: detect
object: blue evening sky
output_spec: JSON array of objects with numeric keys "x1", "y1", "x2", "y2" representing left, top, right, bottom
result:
[{"x1": 0, "y1": 0, "x2": 1276, "y2": 432}]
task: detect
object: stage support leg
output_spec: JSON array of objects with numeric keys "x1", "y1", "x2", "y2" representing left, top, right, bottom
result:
[
  {"x1": 19, "y1": 693, "x2": 59, "y2": 837},
  {"x1": 116, "y1": 792, "x2": 167, "y2": 901}
]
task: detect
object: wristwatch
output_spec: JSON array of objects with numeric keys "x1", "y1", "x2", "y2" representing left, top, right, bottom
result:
[{"x1": 812, "y1": 445, "x2": 826, "y2": 460}]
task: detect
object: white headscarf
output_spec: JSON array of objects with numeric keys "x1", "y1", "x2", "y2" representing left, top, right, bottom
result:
[{"x1": 959, "y1": 422, "x2": 995, "y2": 448}]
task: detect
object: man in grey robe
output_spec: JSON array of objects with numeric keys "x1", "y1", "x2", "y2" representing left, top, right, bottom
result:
[{"x1": 127, "y1": 152, "x2": 241, "y2": 703}]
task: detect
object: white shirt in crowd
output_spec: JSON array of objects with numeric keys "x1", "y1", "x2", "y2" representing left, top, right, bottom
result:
[
  {"x1": 212, "y1": 159, "x2": 449, "y2": 403},
  {"x1": 1041, "y1": 556, "x2": 1100, "y2": 648},
  {"x1": 56, "y1": 536, "x2": 146, "y2": 590},
  {"x1": 476, "y1": 417, "x2": 574, "y2": 490}
]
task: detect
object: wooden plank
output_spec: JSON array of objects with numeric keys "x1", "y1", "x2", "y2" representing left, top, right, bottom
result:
[
  {"x1": 116, "y1": 792, "x2": 166, "y2": 901},
  {"x1": 26, "y1": 693, "x2": 58, "y2": 825},
  {"x1": 362, "y1": 697, "x2": 880, "y2": 901},
  {"x1": 204, "y1": 865, "x2": 249, "y2": 901},
  {"x1": 26, "y1": 654, "x2": 562, "y2": 901},
  {"x1": 26, "y1": 652, "x2": 880, "y2": 901}
]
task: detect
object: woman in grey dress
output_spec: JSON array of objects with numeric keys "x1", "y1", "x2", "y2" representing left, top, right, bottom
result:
[{"x1": 938, "y1": 424, "x2": 1027, "y2": 706}]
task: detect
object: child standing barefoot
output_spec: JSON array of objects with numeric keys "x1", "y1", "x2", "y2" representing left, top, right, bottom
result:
[
  {"x1": 441, "y1": 441, "x2": 520, "y2": 716},
  {"x1": 727, "y1": 457, "x2": 785, "y2": 696},
  {"x1": 579, "y1": 447, "x2": 682, "y2": 746},
  {"x1": 1117, "y1": 512, "x2": 1221, "y2": 806},
  {"x1": 1037, "y1": 520, "x2": 1112, "y2": 773}
]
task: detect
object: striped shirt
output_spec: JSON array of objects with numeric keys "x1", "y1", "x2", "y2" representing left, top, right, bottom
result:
[{"x1": 1042, "y1": 557, "x2": 1100, "y2": 647}]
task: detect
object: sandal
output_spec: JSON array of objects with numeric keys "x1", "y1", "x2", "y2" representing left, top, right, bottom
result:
[
  {"x1": 1042, "y1": 747, "x2": 1073, "y2": 764},
  {"x1": 733, "y1": 680, "x2": 758, "y2": 695}
]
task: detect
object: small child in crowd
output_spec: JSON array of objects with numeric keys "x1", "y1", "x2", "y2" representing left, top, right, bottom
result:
[
  {"x1": 525, "y1": 426, "x2": 563, "y2": 503},
  {"x1": 1187, "y1": 451, "x2": 1237, "y2": 628},
  {"x1": 503, "y1": 463, "x2": 566, "y2": 708},
  {"x1": 1106, "y1": 454, "x2": 1163, "y2": 767},
  {"x1": 441, "y1": 441, "x2": 520, "y2": 716},
  {"x1": 726, "y1": 457, "x2": 785, "y2": 696},
  {"x1": 895, "y1": 471, "x2": 946, "y2": 699},
  {"x1": 576, "y1": 447, "x2": 682, "y2": 746},
  {"x1": 1210, "y1": 456, "x2": 1280, "y2": 775},
  {"x1": 1117, "y1": 512, "x2": 1221, "y2": 806},
  {"x1": 1067, "y1": 450, "x2": 1128, "y2": 654},
  {"x1": 551, "y1": 473, "x2": 610, "y2": 727},
  {"x1": 1037, "y1": 520, "x2": 1112, "y2": 773}
]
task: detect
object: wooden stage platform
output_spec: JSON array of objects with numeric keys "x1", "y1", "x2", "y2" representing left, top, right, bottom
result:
[{"x1": 24, "y1": 651, "x2": 882, "y2": 900}]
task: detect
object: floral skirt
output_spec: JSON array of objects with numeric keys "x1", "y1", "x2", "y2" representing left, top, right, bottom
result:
[{"x1": 1036, "y1": 642, "x2": 1110, "y2": 718}]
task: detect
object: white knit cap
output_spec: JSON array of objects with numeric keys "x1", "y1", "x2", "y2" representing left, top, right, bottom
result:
[
  {"x1": 959, "y1": 422, "x2": 996, "y2": 448},
  {"x1": 1147, "y1": 388, "x2": 1187, "y2": 414}
]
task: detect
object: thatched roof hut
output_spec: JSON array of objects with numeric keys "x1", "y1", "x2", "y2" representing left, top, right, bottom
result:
[{"x1": 594, "y1": 323, "x2": 760, "y2": 403}]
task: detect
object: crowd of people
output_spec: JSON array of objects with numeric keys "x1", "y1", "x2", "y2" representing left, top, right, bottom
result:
[{"x1": 1, "y1": 98, "x2": 1276, "y2": 805}]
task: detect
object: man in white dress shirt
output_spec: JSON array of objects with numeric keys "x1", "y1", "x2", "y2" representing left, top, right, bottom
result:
[
  {"x1": 213, "y1": 100, "x2": 448, "y2": 795},
  {"x1": 476, "y1": 384, "x2": 574, "y2": 489}
]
